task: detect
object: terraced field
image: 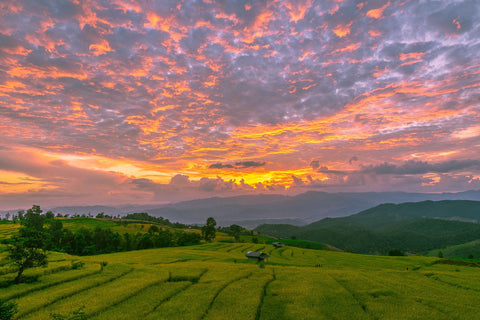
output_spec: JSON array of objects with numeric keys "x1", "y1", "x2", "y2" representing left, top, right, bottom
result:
[
  {"x1": 2, "y1": 242, "x2": 480, "y2": 319},
  {"x1": 0, "y1": 223, "x2": 19, "y2": 240}
]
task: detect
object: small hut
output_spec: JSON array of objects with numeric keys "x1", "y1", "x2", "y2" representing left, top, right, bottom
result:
[
  {"x1": 272, "y1": 242, "x2": 285, "y2": 248},
  {"x1": 245, "y1": 251, "x2": 269, "y2": 262}
]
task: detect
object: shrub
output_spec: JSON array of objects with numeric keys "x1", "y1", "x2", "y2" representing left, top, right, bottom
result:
[
  {"x1": 388, "y1": 249, "x2": 405, "y2": 256},
  {"x1": 71, "y1": 261, "x2": 85, "y2": 270},
  {"x1": 0, "y1": 300, "x2": 17, "y2": 320}
]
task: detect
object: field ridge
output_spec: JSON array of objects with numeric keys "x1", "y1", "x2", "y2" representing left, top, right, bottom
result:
[
  {"x1": 200, "y1": 271, "x2": 254, "y2": 319},
  {"x1": 255, "y1": 268, "x2": 276, "y2": 320},
  {"x1": 15, "y1": 264, "x2": 133, "y2": 319}
]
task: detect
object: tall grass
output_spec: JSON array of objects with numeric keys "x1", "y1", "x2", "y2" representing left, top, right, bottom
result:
[
  {"x1": 92, "y1": 281, "x2": 191, "y2": 320},
  {"x1": 0, "y1": 262, "x2": 101, "y2": 301},
  {"x1": 260, "y1": 267, "x2": 370, "y2": 320},
  {"x1": 146, "y1": 264, "x2": 253, "y2": 320},
  {"x1": 14, "y1": 263, "x2": 132, "y2": 319},
  {"x1": 203, "y1": 271, "x2": 273, "y2": 320},
  {"x1": 1, "y1": 238, "x2": 480, "y2": 319},
  {"x1": 23, "y1": 266, "x2": 167, "y2": 319}
]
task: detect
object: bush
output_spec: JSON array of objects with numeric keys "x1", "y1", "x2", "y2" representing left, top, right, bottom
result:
[
  {"x1": 0, "y1": 300, "x2": 17, "y2": 320},
  {"x1": 388, "y1": 249, "x2": 405, "y2": 256},
  {"x1": 71, "y1": 261, "x2": 85, "y2": 270}
]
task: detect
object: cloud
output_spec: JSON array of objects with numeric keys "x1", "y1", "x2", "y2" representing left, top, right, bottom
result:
[
  {"x1": 360, "y1": 160, "x2": 480, "y2": 175},
  {"x1": 235, "y1": 161, "x2": 266, "y2": 168},
  {"x1": 169, "y1": 174, "x2": 191, "y2": 186},
  {"x1": 209, "y1": 163, "x2": 234, "y2": 169},
  {"x1": 317, "y1": 166, "x2": 349, "y2": 175},
  {"x1": 0, "y1": 0, "x2": 479, "y2": 208},
  {"x1": 291, "y1": 175, "x2": 304, "y2": 186},
  {"x1": 209, "y1": 161, "x2": 265, "y2": 169},
  {"x1": 348, "y1": 156, "x2": 358, "y2": 165}
]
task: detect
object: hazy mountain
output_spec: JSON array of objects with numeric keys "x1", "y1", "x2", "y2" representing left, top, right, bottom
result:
[
  {"x1": 146, "y1": 190, "x2": 480, "y2": 226},
  {"x1": 3, "y1": 190, "x2": 480, "y2": 228}
]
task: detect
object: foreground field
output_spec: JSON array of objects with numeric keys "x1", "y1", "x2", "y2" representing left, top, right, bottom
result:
[{"x1": 2, "y1": 242, "x2": 480, "y2": 319}]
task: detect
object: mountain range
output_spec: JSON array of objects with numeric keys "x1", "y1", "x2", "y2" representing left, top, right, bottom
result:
[{"x1": 2, "y1": 190, "x2": 480, "y2": 228}]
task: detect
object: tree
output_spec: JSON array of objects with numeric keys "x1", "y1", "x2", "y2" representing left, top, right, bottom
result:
[
  {"x1": 17, "y1": 210, "x2": 24, "y2": 221},
  {"x1": 148, "y1": 225, "x2": 160, "y2": 234},
  {"x1": 388, "y1": 249, "x2": 405, "y2": 256},
  {"x1": 229, "y1": 224, "x2": 242, "y2": 241},
  {"x1": 0, "y1": 300, "x2": 17, "y2": 320},
  {"x1": 8, "y1": 205, "x2": 48, "y2": 283},
  {"x1": 46, "y1": 219, "x2": 64, "y2": 250},
  {"x1": 45, "y1": 210, "x2": 55, "y2": 220},
  {"x1": 201, "y1": 217, "x2": 217, "y2": 242}
]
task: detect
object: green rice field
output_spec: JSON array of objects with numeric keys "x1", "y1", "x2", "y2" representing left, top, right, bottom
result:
[{"x1": 2, "y1": 240, "x2": 480, "y2": 319}]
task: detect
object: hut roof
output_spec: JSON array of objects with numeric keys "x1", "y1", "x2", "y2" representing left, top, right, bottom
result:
[{"x1": 245, "y1": 251, "x2": 269, "y2": 259}]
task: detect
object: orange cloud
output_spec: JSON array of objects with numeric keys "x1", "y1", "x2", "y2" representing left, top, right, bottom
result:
[
  {"x1": 366, "y1": 2, "x2": 390, "y2": 19},
  {"x1": 284, "y1": 0, "x2": 313, "y2": 23},
  {"x1": 89, "y1": 40, "x2": 113, "y2": 56},
  {"x1": 333, "y1": 22, "x2": 353, "y2": 38},
  {"x1": 399, "y1": 52, "x2": 425, "y2": 60},
  {"x1": 332, "y1": 42, "x2": 361, "y2": 54},
  {"x1": 452, "y1": 18, "x2": 461, "y2": 30}
]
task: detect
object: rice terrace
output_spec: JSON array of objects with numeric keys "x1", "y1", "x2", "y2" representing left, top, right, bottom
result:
[{"x1": 2, "y1": 211, "x2": 480, "y2": 320}]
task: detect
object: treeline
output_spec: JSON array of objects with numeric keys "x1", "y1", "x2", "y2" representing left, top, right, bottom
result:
[
  {"x1": 122, "y1": 212, "x2": 189, "y2": 229},
  {"x1": 49, "y1": 224, "x2": 201, "y2": 255},
  {"x1": 3, "y1": 206, "x2": 201, "y2": 256}
]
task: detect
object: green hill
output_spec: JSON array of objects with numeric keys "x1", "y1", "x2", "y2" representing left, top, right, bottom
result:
[
  {"x1": 307, "y1": 200, "x2": 480, "y2": 230},
  {"x1": 256, "y1": 200, "x2": 480, "y2": 254},
  {"x1": 428, "y1": 240, "x2": 480, "y2": 260}
]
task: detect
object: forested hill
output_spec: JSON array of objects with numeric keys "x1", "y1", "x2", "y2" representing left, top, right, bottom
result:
[{"x1": 255, "y1": 200, "x2": 480, "y2": 254}]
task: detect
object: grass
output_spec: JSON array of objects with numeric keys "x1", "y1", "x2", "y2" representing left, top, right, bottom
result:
[
  {"x1": 261, "y1": 267, "x2": 370, "y2": 320},
  {"x1": 25, "y1": 266, "x2": 169, "y2": 319},
  {"x1": 91, "y1": 281, "x2": 191, "y2": 320},
  {"x1": 0, "y1": 261, "x2": 101, "y2": 301},
  {"x1": 2, "y1": 223, "x2": 480, "y2": 319},
  {"x1": 203, "y1": 271, "x2": 273, "y2": 320},
  {"x1": 145, "y1": 264, "x2": 255, "y2": 320},
  {"x1": 0, "y1": 223, "x2": 20, "y2": 240},
  {"x1": 14, "y1": 263, "x2": 132, "y2": 319}
]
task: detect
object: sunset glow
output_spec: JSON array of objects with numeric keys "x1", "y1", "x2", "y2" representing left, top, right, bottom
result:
[{"x1": 0, "y1": 0, "x2": 479, "y2": 209}]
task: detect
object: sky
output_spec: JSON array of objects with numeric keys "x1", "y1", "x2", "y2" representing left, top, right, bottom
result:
[{"x1": 0, "y1": 0, "x2": 479, "y2": 210}]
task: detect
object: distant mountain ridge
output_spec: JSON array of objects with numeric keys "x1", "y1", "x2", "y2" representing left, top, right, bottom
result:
[
  {"x1": 2, "y1": 190, "x2": 480, "y2": 229},
  {"x1": 147, "y1": 190, "x2": 480, "y2": 227}
]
